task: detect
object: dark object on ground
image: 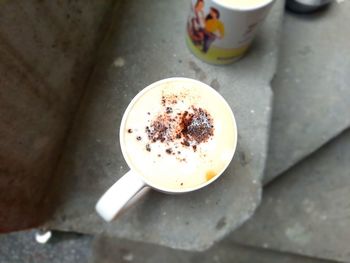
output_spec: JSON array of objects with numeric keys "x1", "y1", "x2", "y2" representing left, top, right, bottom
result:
[{"x1": 286, "y1": 0, "x2": 332, "y2": 13}]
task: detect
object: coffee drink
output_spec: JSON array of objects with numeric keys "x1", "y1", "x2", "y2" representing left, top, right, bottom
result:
[
  {"x1": 215, "y1": 0, "x2": 272, "y2": 9},
  {"x1": 121, "y1": 78, "x2": 237, "y2": 191}
]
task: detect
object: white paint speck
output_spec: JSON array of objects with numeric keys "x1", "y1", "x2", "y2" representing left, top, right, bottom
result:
[
  {"x1": 162, "y1": 211, "x2": 167, "y2": 216},
  {"x1": 302, "y1": 199, "x2": 315, "y2": 213},
  {"x1": 320, "y1": 214, "x2": 328, "y2": 221},
  {"x1": 213, "y1": 255, "x2": 220, "y2": 262},
  {"x1": 113, "y1": 57, "x2": 125, "y2": 67},
  {"x1": 285, "y1": 222, "x2": 311, "y2": 245},
  {"x1": 262, "y1": 243, "x2": 269, "y2": 248},
  {"x1": 35, "y1": 230, "x2": 52, "y2": 244},
  {"x1": 250, "y1": 109, "x2": 255, "y2": 114},
  {"x1": 123, "y1": 252, "x2": 134, "y2": 261}
]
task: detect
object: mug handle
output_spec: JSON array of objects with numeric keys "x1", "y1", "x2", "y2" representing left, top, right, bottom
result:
[{"x1": 95, "y1": 170, "x2": 146, "y2": 221}]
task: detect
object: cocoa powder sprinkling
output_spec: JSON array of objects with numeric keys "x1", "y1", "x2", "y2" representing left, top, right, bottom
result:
[
  {"x1": 179, "y1": 107, "x2": 214, "y2": 144},
  {"x1": 131, "y1": 92, "x2": 214, "y2": 158},
  {"x1": 166, "y1": 148, "x2": 172, "y2": 154}
]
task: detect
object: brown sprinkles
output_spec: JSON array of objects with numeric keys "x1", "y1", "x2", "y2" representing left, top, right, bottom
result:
[
  {"x1": 182, "y1": 140, "x2": 190, "y2": 147},
  {"x1": 165, "y1": 148, "x2": 172, "y2": 154},
  {"x1": 179, "y1": 107, "x2": 214, "y2": 144},
  {"x1": 134, "y1": 92, "x2": 214, "y2": 159}
]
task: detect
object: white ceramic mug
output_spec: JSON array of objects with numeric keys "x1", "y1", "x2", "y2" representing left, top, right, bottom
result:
[{"x1": 96, "y1": 78, "x2": 237, "y2": 221}]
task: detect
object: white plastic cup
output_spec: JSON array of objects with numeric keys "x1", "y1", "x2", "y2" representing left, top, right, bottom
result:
[{"x1": 186, "y1": 0, "x2": 275, "y2": 64}]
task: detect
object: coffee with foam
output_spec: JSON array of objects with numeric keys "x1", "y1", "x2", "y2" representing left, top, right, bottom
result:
[
  {"x1": 215, "y1": 0, "x2": 272, "y2": 9},
  {"x1": 121, "y1": 79, "x2": 237, "y2": 191}
]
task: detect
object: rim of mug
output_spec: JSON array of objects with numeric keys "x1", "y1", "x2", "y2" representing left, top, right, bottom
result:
[
  {"x1": 211, "y1": 0, "x2": 275, "y2": 11},
  {"x1": 119, "y1": 77, "x2": 238, "y2": 194}
]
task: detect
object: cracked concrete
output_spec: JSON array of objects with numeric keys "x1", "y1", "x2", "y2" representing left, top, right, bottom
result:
[
  {"x1": 230, "y1": 128, "x2": 350, "y2": 262},
  {"x1": 263, "y1": 1, "x2": 350, "y2": 184},
  {"x1": 0, "y1": 0, "x2": 115, "y2": 232},
  {"x1": 44, "y1": 0, "x2": 284, "y2": 251}
]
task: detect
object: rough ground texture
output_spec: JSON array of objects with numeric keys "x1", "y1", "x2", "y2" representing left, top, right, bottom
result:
[
  {"x1": 230, "y1": 128, "x2": 350, "y2": 262},
  {"x1": 92, "y1": 236, "x2": 335, "y2": 263},
  {"x1": 263, "y1": 1, "x2": 350, "y2": 184},
  {"x1": 0, "y1": 230, "x2": 333, "y2": 263},
  {"x1": 0, "y1": 230, "x2": 92, "y2": 263},
  {"x1": 0, "y1": 0, "x2": 115, "y2": 231},
  {"x1": 45, "y1": 0, "x2": 284, "y2": 251}
]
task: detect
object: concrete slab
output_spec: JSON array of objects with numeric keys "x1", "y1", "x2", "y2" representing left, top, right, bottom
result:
[
  {"x1": 264, "y1": 1, "x2": 350, "y2": 184},
  {"x1": 0, "y1": 0, "x2": 115, "y2": 231},
  {"x1": 92, "y1": 237, "x2": 335, "y2": 263},
  {"x1": 0, "y1": 230, "x2": 334, "y2": 263},
  {"x1": 45, "y1": 0, "x2": 284, "y2": 251},
  {"x1": 230, "y1": 128, "x2": 350, "y2": 262},
  {"x1": 0, "y1": 230, "x2": 92, "y2": 263}
]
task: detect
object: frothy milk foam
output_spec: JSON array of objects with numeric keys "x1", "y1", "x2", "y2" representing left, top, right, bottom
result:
[
  {"x1": 121, "y1": 79, "x2": 237, "y2": 191},
  {"x1": 215, "y1": 0, "x2": 271, "y2": 9}
]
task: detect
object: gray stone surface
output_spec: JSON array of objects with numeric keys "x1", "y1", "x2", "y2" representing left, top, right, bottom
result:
[
  {"x1": 0, "y1": 0, "x2": 115, "y2": 231},
  {"x1": 264, "y1": 1, "x2": 350, "y2": 184},
  {"x1": 0, "y1": 230, "x2": 334, "y2": 263},
  {"x1": 92, "y1": 236, "x2": 334, "y2": 263},
  {"x1": 0, "y1": 230, "x2": 92, "y2": 263},
  {"x1": 230, "y1": 128, "x2": 350, "y2": 262},
  {"x1": 45, "y1": 0, "x2": 284, "y2": 251}
]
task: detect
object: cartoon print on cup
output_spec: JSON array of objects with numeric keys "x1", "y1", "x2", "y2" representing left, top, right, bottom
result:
[
  {"x1": 202, "y1": 7, "x2": 224, "y2": 52},
  {"x1": 187, "y1": 1, "x2": 225, "y2": 53},
  {"x1": 187, "y1": 0, "x2": 206, "y2": 46}
]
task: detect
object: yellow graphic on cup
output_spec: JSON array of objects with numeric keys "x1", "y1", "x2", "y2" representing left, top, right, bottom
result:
[
  {"x1": 187, "y1": 1, "x2": 231, "y2": 63},
  {"x1": 186, "y1": 35, "x2": 249, "y2": 65}
]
